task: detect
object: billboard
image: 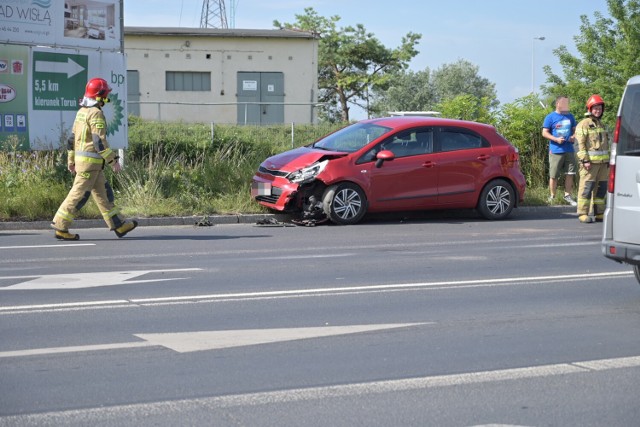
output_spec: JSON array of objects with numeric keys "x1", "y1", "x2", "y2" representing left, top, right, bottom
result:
[
  {"x1": 0, "y1": 0, "x2": 122, "y2": 51},
  {"x1": 0, "y1": 0, "x2": 126, "y2": 150}
]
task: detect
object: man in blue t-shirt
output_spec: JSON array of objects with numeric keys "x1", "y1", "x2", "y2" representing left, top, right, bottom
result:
[{"x1": 542, "y1": 96, "x2": 577, "y2": 206}]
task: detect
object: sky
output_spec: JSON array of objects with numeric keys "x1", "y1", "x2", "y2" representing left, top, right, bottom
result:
[{"x1": 124, "y1": 0, "x2": 609, "y2": 116}]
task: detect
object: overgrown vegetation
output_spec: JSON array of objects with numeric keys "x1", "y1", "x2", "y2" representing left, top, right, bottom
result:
[
  {"x1": 0, "y1": 121, "x2": 342, "y2": 221},
  {"x1": 1, "y1": 113, "x2": 557, "y2": 222}
]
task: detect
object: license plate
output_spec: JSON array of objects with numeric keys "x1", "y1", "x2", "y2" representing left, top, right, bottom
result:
[{"x1": 251, "y1": 181, "x2": 271, "y2": 197}]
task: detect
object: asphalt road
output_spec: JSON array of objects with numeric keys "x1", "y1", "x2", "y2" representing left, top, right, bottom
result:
[{"x1": 1, "y1": 208, "x2": 640, "y2": 426}]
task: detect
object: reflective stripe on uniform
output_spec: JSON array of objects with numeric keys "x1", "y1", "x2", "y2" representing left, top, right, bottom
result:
[
  {"x1": 76, "y1": 155, "x2": 104, "y2": 165},
  {"x1": 90, "y1": 117, "x2": 106, "y2": 129},
  {"x1": 102, "y1": 206, "x2": 121, "y2": 219},
  {"x1": 100, "y1": 148, "x2": 114, "y2": 159},
  {"x1": 55, "y1": 208, "x2": 74, "y2": 222},
  {"x1": 587, "y1": 150, "x2": 609, "y2": 162},
  {"x1": 75, "y1": 151, "x2": 102, "y2": 159}
]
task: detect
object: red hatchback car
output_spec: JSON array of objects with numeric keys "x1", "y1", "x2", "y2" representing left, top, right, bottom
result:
[{"x1": 251, "y1": 116, "x2": 526, "y2": 225}]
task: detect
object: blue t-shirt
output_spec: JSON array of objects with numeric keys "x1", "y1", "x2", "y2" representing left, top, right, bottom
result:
[{"x1": 542, "y1": 111, "x2": 576, "y2": 154}]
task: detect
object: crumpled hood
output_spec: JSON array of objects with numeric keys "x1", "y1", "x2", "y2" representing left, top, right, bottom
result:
[{"x1": 261, "y1": 146, "x2": 346, "y2": 172}]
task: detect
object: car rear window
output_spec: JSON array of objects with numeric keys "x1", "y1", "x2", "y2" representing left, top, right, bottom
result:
[{"x1": 619, "y1": 83, "x2": 640, "y2": 156}]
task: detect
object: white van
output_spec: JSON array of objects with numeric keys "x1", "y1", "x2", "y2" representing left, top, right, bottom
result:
[{"x1": 602, "y1": 75, "x2": 640, "y2": 285}]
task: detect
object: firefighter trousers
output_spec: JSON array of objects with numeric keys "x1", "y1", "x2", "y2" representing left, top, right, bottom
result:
[
  {"x1": 577, "y1": 162, "x2": 608, "y2": 217},
  {"x1": 52, "y1": 169, "x2": 124, "y2": 231}
]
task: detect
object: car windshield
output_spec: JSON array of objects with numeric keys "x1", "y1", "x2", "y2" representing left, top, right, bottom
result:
[{"x1": 313, "y1": 122, "x2": 392, "y2": 153}]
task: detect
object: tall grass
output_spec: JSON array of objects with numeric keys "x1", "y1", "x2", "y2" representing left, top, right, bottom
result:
[{"x1": 1, "y1": 119, "x2": 552, "y2": 222}]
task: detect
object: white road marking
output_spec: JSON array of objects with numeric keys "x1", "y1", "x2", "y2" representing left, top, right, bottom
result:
[
  {"x1": 251, "y1": 253, "x2": 356, "y2": 260},
  {"x1": 0, "y1": 268, "x2": 202, "y2": 290},
  {"x1": 2, "y1": 354, "x2": 640, "y2": 423},
  {"x1": 0, "y1": 271, "x2": 632, "y2": 313},
  {"x1": 0, "y1": 235, "x2": 601, "y2": 266},
  {"x1": 0, "y1": 243, "x2": 95, "y2": 250},
  {"x1": 0, "y1": 342, "x2": 154, "y2": 358},
  {"x1": 135, "y1": 323, "x2": 425, "y2": 353},
  {"x1": 0, "y1": 323, "x2": 425, "y2": 358}
]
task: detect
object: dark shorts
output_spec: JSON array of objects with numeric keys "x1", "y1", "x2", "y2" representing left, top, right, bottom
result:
[{"x1": 549, "y1": 152, "x2": 577, "y2": 179}]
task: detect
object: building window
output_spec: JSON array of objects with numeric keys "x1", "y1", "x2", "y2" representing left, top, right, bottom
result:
[{"x1": 166, "y1": 71, "x2": 211, "y2": 91}]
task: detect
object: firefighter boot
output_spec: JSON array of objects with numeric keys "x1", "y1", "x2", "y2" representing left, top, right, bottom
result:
[
  {"x1": 114, "y1": 220, "x2": 138, "y2": 238},
  {"x1": 579, "y1": 215, "x2": 594, "y2": 224},
  {"x1": 55, "y1": 230, "x2": 80, "y2": 241}
]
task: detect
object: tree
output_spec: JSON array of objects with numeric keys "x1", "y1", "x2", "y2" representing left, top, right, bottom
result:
[
  {"x1": 542, "y1": 0, "x2": 640, "y2": 126},
  {"x1": 436, "y1": 95, "x2": 496, "y2": 124},
  {"x1": 274, "y1": 8, "x2": 421, "y2": 122},
  {"x1": 431, "y1": 60, "x2": 498, "y2": 108},
  {"x1": 369, "y1": 69, "x2": 434, "y2": 116},
  {"x1": 370, "y1": 59, "x2": 498, "y2": 116}
]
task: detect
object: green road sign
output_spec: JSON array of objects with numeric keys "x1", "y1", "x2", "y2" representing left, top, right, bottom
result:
[{"x1": 32, "y1": 52, "x2": 88, "y2": 111}]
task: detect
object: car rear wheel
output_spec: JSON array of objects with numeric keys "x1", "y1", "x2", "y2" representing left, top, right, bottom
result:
[
  {"x1": 634, "y1": 265, "x2": 640, "y2": 286},
  {"x1": 477, "y1": 179, "x2": 515, "y2": 220},
  {"x1": 322, "y1": 183, "x2": 367, "y2": 225}
]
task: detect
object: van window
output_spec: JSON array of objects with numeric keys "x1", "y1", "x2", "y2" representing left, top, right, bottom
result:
[{"x1": 619, "y1": 84, "x2": 640, "y2": 155}]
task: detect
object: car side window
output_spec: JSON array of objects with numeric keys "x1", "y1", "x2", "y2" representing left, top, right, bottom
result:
[
  {"x1": 437, "y1": 128, "x2": 488, "y2": 152},
  {"x1": 356, "y1": 128, "x2": 433, "y2": 164}
]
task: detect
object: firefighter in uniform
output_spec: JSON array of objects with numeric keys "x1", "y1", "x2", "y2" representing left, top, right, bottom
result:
[
  {"x1": 51, "y1": 77, "x2": 138, "y2": 240},
  {"x1": 575, "y1": 94, "x2": 610, "y2": 224}
]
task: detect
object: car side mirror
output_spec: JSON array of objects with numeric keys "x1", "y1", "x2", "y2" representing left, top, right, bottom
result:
[{"x1": 375, "y1": 150, "x2": 395, "y2": 168}]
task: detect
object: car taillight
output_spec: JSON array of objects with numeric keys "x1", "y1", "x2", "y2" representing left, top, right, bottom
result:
[
  {"x1": 502, "y1": 149, "x2": 520, "y2": 166},
  {"x1": 608, "y1": 162, "x2": 616, "y2": 193},
  {"x1": 613, "y1": 116, "x2": 621, "y2": 143}
]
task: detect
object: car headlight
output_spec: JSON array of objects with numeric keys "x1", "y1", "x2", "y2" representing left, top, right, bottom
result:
[{"x1": 287, "y1": 160, "x2": 329, "y2": 184}]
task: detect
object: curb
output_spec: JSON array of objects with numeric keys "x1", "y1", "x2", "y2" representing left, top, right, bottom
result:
[
  {"x1": 0, "y1": 206, "x2": 578, "y2": 231},
  {"x1": 0, "y1": 213, "x2": 292, "y2": 231}
]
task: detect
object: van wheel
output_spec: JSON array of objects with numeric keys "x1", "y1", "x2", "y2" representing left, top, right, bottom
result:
[
  {"x1": 634, "y1": 265, "x2": 640, "y2": 286},
  {"x1": 322, "y1": 183, "x2": 367, "y2": 225},
  {"x1": 477, "y1": 179, "x2": 515, "y2": 220}
]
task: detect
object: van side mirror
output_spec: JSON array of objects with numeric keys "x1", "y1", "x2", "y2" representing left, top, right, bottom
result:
[{"x1": 375, "y1": 150, "x2": 395, "y2": 168}]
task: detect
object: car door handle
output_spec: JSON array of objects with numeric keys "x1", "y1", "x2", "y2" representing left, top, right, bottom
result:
[
  {"x1": 477, "y1": 154, "x2": 491, "y2": 161},
  {"x1": 422, "y1": 161, "x2": 436, "y2": 168}
]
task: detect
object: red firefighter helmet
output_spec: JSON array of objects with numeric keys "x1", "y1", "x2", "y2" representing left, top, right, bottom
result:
[
  {"x1": 586, "y1": 94, "x2": 605, "y2": 112},
  {"x1": 84, "y1": 78, "x2": 112, "y2": 99}
]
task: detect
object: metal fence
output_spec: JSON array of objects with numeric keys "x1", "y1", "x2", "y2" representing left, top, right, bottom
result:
[
  {"x1": 128, "y1": 101, "x2": 325, "y2": 126},
  {"x1": 127, "y1": 117, "x2": 344, "y2": 150}
]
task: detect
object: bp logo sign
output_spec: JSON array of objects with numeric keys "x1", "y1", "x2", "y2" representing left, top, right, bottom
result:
[{"x1": 104, "y1": 92, "x2": 125, "y2": 136}]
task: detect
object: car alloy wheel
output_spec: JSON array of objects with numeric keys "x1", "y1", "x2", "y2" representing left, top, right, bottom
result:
[
  {"x1": 322, "y1": 182, "x2": 367, "y2": 225},
  {"x1": 478, "y1": 179, "x2": 515, "y2": 220}
]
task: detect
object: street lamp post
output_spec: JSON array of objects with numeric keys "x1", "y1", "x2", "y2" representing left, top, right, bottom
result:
[{"x1": 531, "y1": 36, "x2": 545, "y2": 93}]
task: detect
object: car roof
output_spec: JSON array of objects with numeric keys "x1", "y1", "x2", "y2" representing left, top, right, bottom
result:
[{"x1": 361, "y1": 116, "x2": 497, "y2": 132}]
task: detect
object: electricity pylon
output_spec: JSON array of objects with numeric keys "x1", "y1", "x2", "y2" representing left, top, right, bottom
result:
[{"x1": 200, "y1": 0, "x2": 237, "y2": 29}]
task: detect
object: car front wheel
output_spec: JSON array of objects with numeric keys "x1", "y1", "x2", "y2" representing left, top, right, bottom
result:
[
  {"x1": 477, "y1": 179, "x2": 515, "y2": 220},
  {"x1": 322, "y1": 183, "x2": 367, "y2": 225}
]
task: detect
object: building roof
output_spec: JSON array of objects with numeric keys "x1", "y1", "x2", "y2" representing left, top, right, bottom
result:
[{"x1": 124, "y1": 27, "x2": 318, "y2": 40}]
